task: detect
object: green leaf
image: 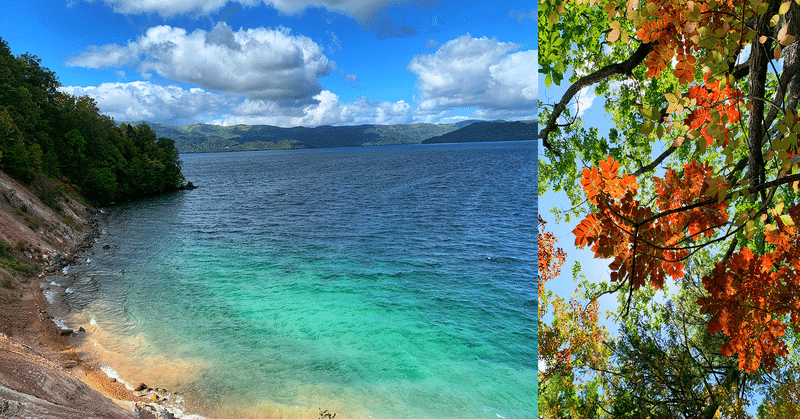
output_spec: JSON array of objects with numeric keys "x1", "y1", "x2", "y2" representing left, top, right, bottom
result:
[{"x1": 640, "y1": 120, "x2": 655, "y2": 135}]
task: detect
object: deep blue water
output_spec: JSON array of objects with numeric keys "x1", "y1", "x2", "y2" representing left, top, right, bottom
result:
[{"x1": 57, "y1": 142, "x2": 536, "y2": 418}]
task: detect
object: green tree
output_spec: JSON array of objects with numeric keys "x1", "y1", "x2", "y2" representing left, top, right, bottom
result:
[{"x1": 0, "y1": 36, "x2": 184, "y2": 205}]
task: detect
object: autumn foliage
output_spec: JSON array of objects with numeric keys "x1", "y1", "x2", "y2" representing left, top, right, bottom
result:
[
  {"x1": 539, "y1": 216, "x2": 608, "y2": 386},
  {"x1": 573, "y1": 156, "x2": 729, "y2": 290},
  {"x1": 561, "y1": 0, "x2": 800, "y2": 374}
]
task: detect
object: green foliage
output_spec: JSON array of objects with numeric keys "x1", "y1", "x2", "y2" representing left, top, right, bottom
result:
[
  {"x1": 30, "y1": 174, "x2": 63, "y2": 210},
  {"x1": 25, "y1": 218, "x2": 39, "y2": 231},
  {"x1": 1, "y1": 277, "x2": 12, "y2": 289},
  {"x1": 1, "y1": 257, "x2": 35, "y2": 276},
  {"x1": 0, "y1": 37, "x2": 184, "y2": 205}
]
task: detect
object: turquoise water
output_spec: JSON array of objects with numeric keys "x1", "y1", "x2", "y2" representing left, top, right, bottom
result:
[{"x1": 58, "y1": 142, "x2": 535, "y2": 418}]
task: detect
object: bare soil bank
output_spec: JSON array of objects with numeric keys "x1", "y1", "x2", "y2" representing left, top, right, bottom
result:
[{"x1": 0, "y1": 170, "x2": 179, "y2": 419}]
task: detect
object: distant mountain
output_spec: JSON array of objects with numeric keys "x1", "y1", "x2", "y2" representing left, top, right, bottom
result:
[
  {"x1": 421, "y1": 121, "x2": 537, "y2": 144},
  {"x1": 139, "y1": 120, "x2": 484, "y2": 153}
]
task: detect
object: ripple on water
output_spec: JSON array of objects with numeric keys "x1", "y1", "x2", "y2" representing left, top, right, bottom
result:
[{"x1": 67, "y1": 143, "x2": 536, "y2": 419}]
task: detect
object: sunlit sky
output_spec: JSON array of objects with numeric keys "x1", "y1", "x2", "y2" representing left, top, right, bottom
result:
[{"x1": 0, "y1": 0, "x2": 535, "y2": 127}]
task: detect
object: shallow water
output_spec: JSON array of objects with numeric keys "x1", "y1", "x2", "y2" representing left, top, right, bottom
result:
[{"x1": 53, "y1": 142, "x2": 536, "y2": 419}]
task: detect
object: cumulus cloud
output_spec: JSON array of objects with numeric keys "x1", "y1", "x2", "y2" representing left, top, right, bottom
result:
[
  {"x1": 215, "y1": 91, "x2": 412, "y2": 126},
  {"x1": 60, "y1": 81, "x2": 235, "y2": 125},
  {"x1": 62, "y1": 81, "x2": 411, "y2": 127},
  {"x1": 408, "y1": 35, "x2": 536, "y2": 120},
  {"x1": 79, "y1": 0, "x2": 424, "y2": 22},
  {"x1": 67, "y1": 23, "x2": 333, "y2": 102}
]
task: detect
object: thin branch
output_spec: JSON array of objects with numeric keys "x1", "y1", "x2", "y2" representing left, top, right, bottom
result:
[
  {"x1": 633, "y1": 146, "x2": 678, "y2": 177},
  {"x1": 540, "y1": 42, "x2": 655, "y2": 156}
]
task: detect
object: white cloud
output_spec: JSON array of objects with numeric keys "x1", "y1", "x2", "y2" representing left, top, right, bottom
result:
[
  {"x1": 60, "y1": 81, "x2": 235, "y2": 125},
  {"x1": 61, "y1": 81, "x2": 412, "y2": 127},
  {"x1": 408, "y1": 35, "x2": 536, "y2": 120},
  {"x1": 67, "y1": 23, "x2": 333, "y2": 102},
  {"x1": 214, "y1": 91, "x2": 412, "y2": 126},
  {"x1": 80, "y1": 0, "x2": 424, "y2": 22}
]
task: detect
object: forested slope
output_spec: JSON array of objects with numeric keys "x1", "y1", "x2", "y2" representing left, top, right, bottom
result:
[
  {"x1": 421, "y1": 120, "x2": 537, "y2": 144},
  {"x1": 143, "y1": 120, "x2": 481, "y2": 152},
  {"x1": 0, "y1": 37, "x2": 183, "y2": 205}
]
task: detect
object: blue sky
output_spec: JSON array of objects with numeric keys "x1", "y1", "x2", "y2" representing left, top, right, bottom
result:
[{"x1": 0, "y1": 0, "x2": 534, "y2": 127}]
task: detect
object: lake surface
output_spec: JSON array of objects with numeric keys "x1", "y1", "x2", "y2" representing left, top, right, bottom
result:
[{"x1": 54, "y1": 142, "x2": 536, "y2": 419}]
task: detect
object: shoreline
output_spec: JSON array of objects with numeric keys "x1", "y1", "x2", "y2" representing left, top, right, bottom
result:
[
  {"x1": 0, "y1": 169, "x2": 190, "y2": 419},
  {"x1": 49, "y1": 220, "x2": 206, "y2": 419}
]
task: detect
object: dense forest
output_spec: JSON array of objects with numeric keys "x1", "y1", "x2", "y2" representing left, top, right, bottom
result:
[
  {"x1": 420, "y1": 121, "x2": 536, "y2": 144},
  {"x1": 142, "y1": 120, "x2": 537, "y2": 153},
  {"x1": 0, "y1": 37, "x2": 183, "y2": 205},
  {"x1": 143, "y1": 119, "x2": 478, "y2": 153}
]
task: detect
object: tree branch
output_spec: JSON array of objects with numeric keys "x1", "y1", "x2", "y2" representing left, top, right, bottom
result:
[
  {"x1": 540, "y1": 42, "x2": 655, "y2": 156},
  {"x1": 633, "y1": 146, "x2": 678, "y2": 177}
]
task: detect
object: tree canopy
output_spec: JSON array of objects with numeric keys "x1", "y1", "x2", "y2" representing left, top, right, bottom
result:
[
  {"x1": 539, "y1": 0, "x2": 800, "y2": 415},
  {"x1": 0, "y1": 37, "x2": 184, "y2": 205}
]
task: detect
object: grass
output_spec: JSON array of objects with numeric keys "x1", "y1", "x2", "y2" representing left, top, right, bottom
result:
[{"x1": 1, "y1": 277, "x2": 12, "y2": 289}]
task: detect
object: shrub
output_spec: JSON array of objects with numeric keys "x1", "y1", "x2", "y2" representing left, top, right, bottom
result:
[
  {"x1": 30, "y1": 174, "x2": 63, "y2": 211},
  {"x1": 1, "y1": 277, "x2": 12, "y2": 289},
  {"x1": 1, "y1": 258, "x2": 35, "y2": 276},
  {"x1": 25, "y1": 218, "x2": 39, "y2": 231}
]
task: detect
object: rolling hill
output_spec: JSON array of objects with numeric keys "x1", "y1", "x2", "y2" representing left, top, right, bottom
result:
[{"x1": 138, "y1": 120, "x2": 536, "y2": 153}]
